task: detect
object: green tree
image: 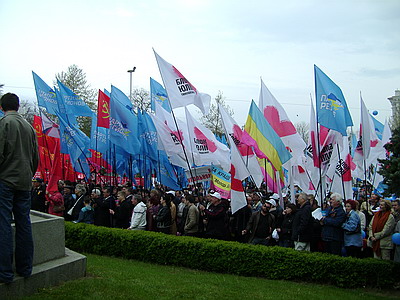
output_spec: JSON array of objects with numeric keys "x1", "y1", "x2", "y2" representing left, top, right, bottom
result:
[
  {"x1": 378, "y1": 126, "x2": 400, "y2": 195},
  {"x1": 201, "y1": 91, "x2": 233, "y2": 137},
  {"x1": 131, "y1": 88, "x2": 151, "y2": 113},
  {"x1": 55, "y1": 65, "x2": 96, "y2": 136}
]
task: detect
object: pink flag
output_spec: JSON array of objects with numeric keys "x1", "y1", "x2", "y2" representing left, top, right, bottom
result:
[{"x1": 154, "y1": 50, "x2": 211, "y2": 115}]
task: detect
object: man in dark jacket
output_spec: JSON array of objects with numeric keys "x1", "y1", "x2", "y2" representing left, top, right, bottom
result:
[
  {"x1": 199, "y1": 191, "x2": 227, "y2": 240},
  {"x1": 291, "y1": 193, "x2": 313, "y2": 251},
  {"x1": 0, "y1": 93, "x2": 39, "y2": 283},
  {"x1": 242, "y1": 201, "x2": 275, "y2": 245},
  {"x1": 31, "y1": 178, "x2": 46, "y2": 212},
  {"x1": 321, "y1": 192, "x2": 346, "y2": 255}
]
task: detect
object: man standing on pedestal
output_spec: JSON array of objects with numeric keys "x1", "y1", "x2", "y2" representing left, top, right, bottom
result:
[{"x1": 0, "y1": 93, "x2": 39, "y2": 284}]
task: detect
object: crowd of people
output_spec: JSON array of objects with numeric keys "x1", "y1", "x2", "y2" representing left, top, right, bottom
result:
[{"x1": 31, "y1": 178, "x2": 400, "y2": 262}]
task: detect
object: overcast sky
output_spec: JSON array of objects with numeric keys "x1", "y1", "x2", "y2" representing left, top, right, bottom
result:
[{"x1": 1, "y1": 0, "x2": 399, "y2": 127}]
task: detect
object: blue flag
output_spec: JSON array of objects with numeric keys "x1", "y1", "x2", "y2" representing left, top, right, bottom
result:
[
  {"x1": 0, "y1": 110, "x2": 4, "y2": 117},
  {"x1": 150, "y1": 77, "x2": 171, "y2": 112},
  {"x1": 158, "y1": 151, "x2": 181, "y2": 190},
  {"x1": 57, "y1": 80, "x2": 94, "y2": 117},
  {"x1": 110, "y1": 85, "x2": 141, "y2": 155},
  {"x1": 138, "y1": 111, "x2": 159, "y2": 162},
  {"x1": 32, "y1": 71, "x2": 59, "y2": 115},
  {"x1": 315, "y1": 65, "x2": 353, "y2": 136},
  {"x1": 90, "y1": 117, "x2": 109, "y2": 155},
  {"x1": 57, "y1": 112, "x2": 91, "y2": 178}
]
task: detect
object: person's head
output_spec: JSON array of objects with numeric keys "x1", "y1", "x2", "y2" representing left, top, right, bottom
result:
[
  {"x1": 262, "y1": 201, "x2": 271, "y2": 214},
  {"x1": 370, "y1": 193, "x2": 381, "y2": 204},
  {"x1": 284, "y1": 203, "x2": 297, "y2": 215},
  {"x1": 251, "y1": 192, "x2": 261, "y2": 202},
  {"x1": 32, "y1": 178, "x2": 43, "y2": 188},
  {"x1": 379, "y1": 199, "x2": 392, "y2": 212},
  {"x1": 83, "y1": 198, "x2": 91, "y2": 206},
  {"x1": 208, "y1": 190, "x2": 221, "y2": 205},
  {"x1": 297, "y1": 192, "x2": 308, "y2": 206},
  {"x1": 392, "y1": 199, "x2": 400, "y2": 212},
  {"x1": 162, "y1": 193, "x2": 173, "y2": 207},
  {"x1": 64, "y1": 186, "x2": 74, "y2": 195},
  {"x1": 345, "y1": 199, "x2": 357, "y2": 213},
  {"x1": 266, "y1": 199, "x2": 276, "y2": 208},
  {"x1": 132, "y1": 194, "x2": 142, "y2": 206},
  {"x1": 91, "y1": 188, "x2": 101, "y2": 199},
  {"x1": 329, "y1": 192, "x2": 343, "y2": 208},
  {"x1": 75, "y1": 184, "x2": 86, "y2": 196},
  {"x1": 102, "y1": 186, "x2": 112, "y2": 197},
  {"x1": 117, "y1": 191, "x2": 126, "y2": 202},
  {"x1": 0, "y1": 93, "x2": 20, "y2": 112},
  {"x1": 185, "y1": 194, "x2": 196, "y2": 205}
]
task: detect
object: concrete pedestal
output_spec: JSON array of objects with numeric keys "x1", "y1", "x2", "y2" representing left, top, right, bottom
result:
[{"x1": 0, "y1": 211, "x2": 86, "y2": 299}]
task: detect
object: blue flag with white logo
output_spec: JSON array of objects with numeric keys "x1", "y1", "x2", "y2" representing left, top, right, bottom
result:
[
  {"x1": 315, "y1": 65, "x2": 353, "y2": 136},
  {"x1": 57, "y1": 80, "x2": 94, "y2": 117},
  {"x1": 57, "y1": 112, "x2": 91, "y2": 178},
  {"x1": 90, "y1": 117, "x2": 109, "y2": 155},
  {"x1": 32, "y1": 71, "x2": 59, "y2": 115},
  {"x1": 138, "y1": 111, "x2": 159, "y2": 162},
  {"x1": 150, "y1": 77, "x2": 171, "y2": 112},
  {"x1": 110, "y1": 85, "x2": 141, "y2": 155}
]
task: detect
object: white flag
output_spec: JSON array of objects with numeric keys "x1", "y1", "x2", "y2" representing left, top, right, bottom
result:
[
  {"x1": 154, "y1": 50, "x2": 211, "y2": 115},
  {"x1": 185, "y1": 108, "x2": 230, "y2": 171}
]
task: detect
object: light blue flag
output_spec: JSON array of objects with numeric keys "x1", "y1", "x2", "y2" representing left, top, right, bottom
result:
[
  {"x1": 371, "y1": 114, "x2": 384, "y2": 140},
  {"x1": 158, "y1": 151, "x2": 181, "y2": 190},
  {"x1": 57, "y1": 80, "x2": 94, "y2": 117},
  {"x1": 110, "y1": 85, "x2": 141, "y2": 155},
  {"x1": 90, "y1": 117, "x2": 109, "y2": 155},
  {"x1": 138, "y1": 111, "x2": 158, "y2": 162},
  {"x1": 57, "y1": 112, "x2": 91, "y2": 178},
  {"x1": 0, "y1": 110, "x2": 4, "y2": 117},
  {"x1": 32, "y1": 71, "x2": 59, "y2": 115},
  {"x1": 150, "y1": 77, "x2": 171, "y2": 112},
  {"x1": 315, "y1": 65, "x2": 353, "y2": 136},
  {"x1": 104, "y1": 89, "x2": 111, "y2": 98}
]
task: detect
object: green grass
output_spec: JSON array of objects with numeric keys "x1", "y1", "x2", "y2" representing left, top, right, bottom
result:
[{"x1": 23, "y1": 254, "x2": 398, "y2": 300}]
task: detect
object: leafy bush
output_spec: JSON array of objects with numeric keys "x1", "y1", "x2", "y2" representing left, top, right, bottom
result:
[{"x1": 65, "y1": 222, "x2": 400, "y2": 289}]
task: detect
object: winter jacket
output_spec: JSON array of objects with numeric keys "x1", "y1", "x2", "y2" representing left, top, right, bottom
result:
[
  {"x1": 129, "y1": 201, "x2": 147, "y2": 230},
  {"x1": 342, "y1": 210, "x2": 362, "y2": 247},
  {"x1": 76, "y1": 205, "x2": 95, "y2": 224},
  {"x1": 184, "y1": 204, "x2": 199, "y2": 234},
  {"x1": 321, "y1": 205, "x2": 346, "y2": 242},
  {"x1": 291, "y1": 202, "x2": 313, "y2": 242},
  {"x1": 368, "y1": 213, "x2": 395, "y2": 250},
  {"x1": 245, "y1": 211, "x2": 275, "y2": 243},
  {"x1": 156, "y1": 206, "x2": 172, "y2": 229}
]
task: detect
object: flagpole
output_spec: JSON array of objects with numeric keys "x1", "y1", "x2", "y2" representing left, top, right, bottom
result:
[
  {"x1": 313, "y1": 89, "x2": 325, "y2": 207},
  {"x1": 336, "y1": 144, "x2": 347, "y2": 200}
]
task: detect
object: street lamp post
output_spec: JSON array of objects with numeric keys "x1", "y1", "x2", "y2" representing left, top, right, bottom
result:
[{"x1": 127, "y1": 67, "x2": 136, "y2": 102}]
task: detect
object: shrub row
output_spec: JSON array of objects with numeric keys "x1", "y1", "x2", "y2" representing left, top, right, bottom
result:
[{"x1": 65, "y1": 222, "x2": 400, "y2": 289}]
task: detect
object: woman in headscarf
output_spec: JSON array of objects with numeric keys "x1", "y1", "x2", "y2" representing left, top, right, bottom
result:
[{"x1": 368, "y1": 199, "x2": 395, "y2": 260}]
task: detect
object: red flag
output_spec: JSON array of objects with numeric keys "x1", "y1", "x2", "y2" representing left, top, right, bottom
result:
[{"x1": 97, "y1": 90, "x2": 110, "y2": 128}]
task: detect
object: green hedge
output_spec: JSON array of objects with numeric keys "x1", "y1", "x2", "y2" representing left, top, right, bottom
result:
[{"x1": 65, "y1": 222, "x2": 400, "y2": 289}]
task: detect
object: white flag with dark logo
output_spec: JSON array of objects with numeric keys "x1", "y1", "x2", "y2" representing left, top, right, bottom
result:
[{"x1": 154, "y1": 49, "x2": 211, "y2": 115}]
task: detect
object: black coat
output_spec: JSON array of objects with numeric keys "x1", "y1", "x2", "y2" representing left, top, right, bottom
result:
[
  {"x1": 278, "y1": 213, "x2": 295, "y2": 241},
  {"x1": 94, "y1": 195, "x2": 116, "y2": 227},
  {"x1": 291, "y1": 202, "x2": 313, "y2": 242},
  {"x1": 114, "y1": 199, "x2": 134, "y2": 229}
]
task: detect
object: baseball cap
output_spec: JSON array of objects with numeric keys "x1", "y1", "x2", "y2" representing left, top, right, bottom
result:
[
  {"x1": 267, "y1": 199, "x2": 276, "y2": 207},
  {"x1": 209, "y1": 190, "x2": 221, "y2": 200}
]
